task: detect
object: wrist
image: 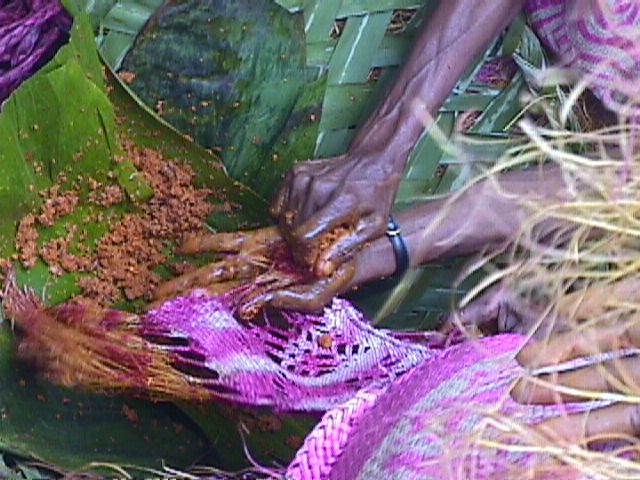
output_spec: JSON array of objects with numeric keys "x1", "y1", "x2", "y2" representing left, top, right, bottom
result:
[
  {"x1": 348, "y1": 214, "x2": 420, "y2": 289},
  {"x1": 348, "y1": 240, "x2": 396, "y2": 289}
]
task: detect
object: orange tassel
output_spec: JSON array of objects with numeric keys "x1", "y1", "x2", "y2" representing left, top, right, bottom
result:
[{"x1": 2, "y1": 271, "x2": 213, "y2": 402}]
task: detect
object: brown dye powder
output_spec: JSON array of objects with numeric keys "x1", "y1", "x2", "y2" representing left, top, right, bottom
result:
[
  {"x1": 10, "y1": 140, "x2": 215, "y2": 307},
  {"x1": 16, "y1": 214, "x2": 39, "y2": 269}
]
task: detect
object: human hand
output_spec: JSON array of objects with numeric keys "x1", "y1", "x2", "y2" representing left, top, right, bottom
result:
[
  {"x1": 152, "y1": 226, "x2": 357, "y2": 319},
  {"x1": 440, "y1": 283, "x2": 550, "y2": 338},
  {"x1": 510, "y1": 278, "x2": 640, "y2": 444},
  {"x1": 447, "y1": 278, "x2": 640, "y2": 443},
  {"x1": 512, "y1": 316, "x2": 640, "y2": 444},
  {"x1": 272, "y1": 154, "x2": 402, "y2": 277}
]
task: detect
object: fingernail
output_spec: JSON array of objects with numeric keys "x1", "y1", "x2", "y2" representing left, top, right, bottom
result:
[
  {"x1": 284, "y1": 211, "x2": 296, "y2": 226},
  {"x1": 315, "y1": 260, "x2": 335, "y2": 277}
]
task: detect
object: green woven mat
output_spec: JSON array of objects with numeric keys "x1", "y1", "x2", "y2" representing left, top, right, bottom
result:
[{"x1": 88, "y1": 1, "x2": 541, "y2": 183}]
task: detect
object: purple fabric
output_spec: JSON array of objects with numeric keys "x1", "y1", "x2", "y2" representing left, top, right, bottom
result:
[
  {"x1": 141, "y1": 292, "x2": 611, "y2": 479},
  {"x1": 286, "y1": 335, "x2": 606, "y2": 480},
  {"x1": 0, "y1": 0, "x2": 72, "y2": 105},
  {"x1": 143, "y1": 291, "x2": 435, "y2": 411},
  {"x1": 526, "y1": 0, "x2": 640, "y2": 119}
]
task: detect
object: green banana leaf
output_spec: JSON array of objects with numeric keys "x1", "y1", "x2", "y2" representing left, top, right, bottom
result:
[
  {"x1": 0, "y1": 1, "x2": 270, "y2": 472},
  {"x1": 119, "y1": 0, "x2": 308, "y2": 197},
  {"x1": 0, "y1": 2, "x2": 268, "y2": 303}
]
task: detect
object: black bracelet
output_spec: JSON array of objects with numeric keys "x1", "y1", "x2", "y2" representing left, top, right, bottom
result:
[{"x1": 386, "y1": 216, "x2": 410, "y2": 277}]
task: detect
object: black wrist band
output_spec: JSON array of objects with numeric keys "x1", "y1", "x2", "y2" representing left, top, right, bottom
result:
[{"x1": 386, "y1": 216, "x2": 409, "y2": 277}]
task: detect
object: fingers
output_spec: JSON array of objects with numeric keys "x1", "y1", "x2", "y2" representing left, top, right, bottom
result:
[
  {"x1": 271, "y1": 159, "x2": 336, "y2": 222},
  {"x1": 534, "y1": 402, "x2": 640, "y2": 444},
  {"x1": 271, "y1": 171, "x2": 293, "y2": 218},
  {"x1": 512, "y1": 354, "x2": 640, "y2": 405},
  {"x1": 283, "y1": 196, "x2": 359, "y2": 269},
  {"x1": 236, "y1": 291, "x2": 271, "y2": 320},
  {"x1": 147, "y1": 280, "x2": 243, "y2": 311},
  {"x1": 288, "y1": 172, "x2": 321, "y2": 226},
  {"x1": 443, "y1": 285, "x2": 549, "y2": 337},
  {"x1": 230, "y1": 273, "x2": 299, "y2": 320},
  {"x1": 517, "y1": 317, "x2": 640, "y2": 369},
  {"x1": 179, "y1": 232, "x2": 245, "y2": 255},
  {"x1": 272, "y1": 163, "x2": 325, "y2": 224},
  {"x1": 314, "y1": 214, "x2": 386, "y2": 277},
  {"x1": 178, "y1": 227, "x2": 280, "y2": 255},
  {"x1": 266, "y1": 261, "x2": 356, "y2": 313},
  {"x1": 443, "y1": 285, "x2": 508, "y2": 335},
  {"x1": 153, "y1": 259, "x2": 257, "y2": 303},
  {"x1": 291, "y1": 193, "x2": 358, "y2": 243}
]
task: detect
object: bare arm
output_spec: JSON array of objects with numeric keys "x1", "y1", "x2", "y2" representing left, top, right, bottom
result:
[
  {"x1": 273, "y1": 0, "x2": 526, "y2": 274},
  {"x1": 161, "y1": 167, "x2": 576, "y2": 314},
  {"x1": 349, "y1": 0, "x2": 526, "y2": 172},
  {"x1": 262, "y1": 165, "x2": 575, "y2": 312},
  {"x1": 349, "y1": 165, "x2": 569, "y2": 286}
]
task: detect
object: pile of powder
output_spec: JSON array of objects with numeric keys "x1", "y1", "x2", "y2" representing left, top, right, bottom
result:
[{"x1": 10, "y1": 140, "x2": 215, "y2": 306}]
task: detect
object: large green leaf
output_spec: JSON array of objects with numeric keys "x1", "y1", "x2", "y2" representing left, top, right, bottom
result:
[
  {"x1": 0, "y1": 2, "x2": 269, "y2": 471},
  {"x1": 0, "y1": 2, "x2": 268, "y2": 303},
  {"x1": 119, "y1": 0, "x2": 308, "y2": 197},
  {"x1": 106, "y1": 65, "x2": 270, "y2": 230},
  {"x1": 0, "y1": 10, "x2": 124, "y2": 303}
]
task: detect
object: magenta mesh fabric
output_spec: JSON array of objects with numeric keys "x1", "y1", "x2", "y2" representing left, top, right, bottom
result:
[
  {"x1": 286, "y1": 335, "x2": 607, "y2": 480},
  {"x1": 142, "y1": 291, "x2": 434, "y2": 411},
  {"x1": 525, "y1": 0, "x2": 640, "y2": 119},
  {"x1": 141, "y1": 292, "x2": 612, "y2": 479}
]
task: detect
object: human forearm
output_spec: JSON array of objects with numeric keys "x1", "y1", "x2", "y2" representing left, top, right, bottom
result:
[
  {"x1": 350, "y1": 166, "x2": 571, "y2": 286},
  {"x1": 349, "y1": 0, "x2": 525, "y2": 174}
]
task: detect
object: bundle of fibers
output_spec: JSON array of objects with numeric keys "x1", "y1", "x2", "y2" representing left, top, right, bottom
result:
[{"x1": 0, "y1": 0, "x2": 72, "y2": 105}]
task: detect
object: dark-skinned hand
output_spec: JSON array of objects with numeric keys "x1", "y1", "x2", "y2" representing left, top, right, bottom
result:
[
  {"x1": 152, "y1": 226, "x2": 358, "y2": 319},
  {"x1": 445, "y1": 277, "x2": 640, "y2": 445},
  {"x1": 272, "y1": 154, "x2": 402, "y2": 278}
]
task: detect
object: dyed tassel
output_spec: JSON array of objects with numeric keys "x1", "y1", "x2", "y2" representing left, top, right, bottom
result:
[{"x1": 2, "y1": 274, "x2": 213, "y2": 401}]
